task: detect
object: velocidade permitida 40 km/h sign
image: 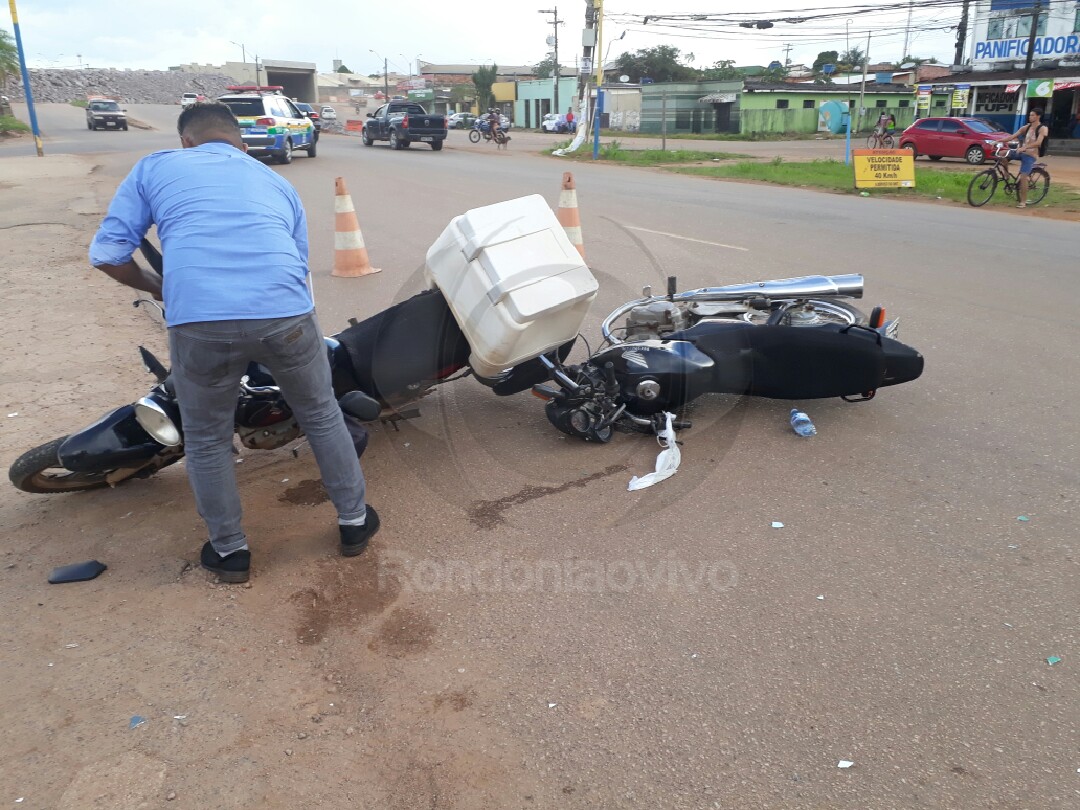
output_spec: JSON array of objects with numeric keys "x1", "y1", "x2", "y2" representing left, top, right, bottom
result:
[{"x1": 853, "y1": 150, "x2": 916, "y2": 189}]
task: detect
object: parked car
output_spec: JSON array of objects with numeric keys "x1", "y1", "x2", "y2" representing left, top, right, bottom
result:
[
  {"x1": 294, "y1": 102, "x2": 321, "y2": 131},
  {"x1": 541, "y1": 113, "x2": 575, "y2": 134},
  {"x1": 320, "y1": 105, "x2": 337, "y2": 120},
  {"x1": 180, "y1": 93, "x2": 205, "y2": 108},
  {"x1": 898, "y1": 116, "x2": 1011, "y2": 165},
  {"x1": 217, "y1": 89, "x2": 317, "y2": 163},
  {"x1": 448, "y1": 112, "x2": 477, "y2": 129},
  {"x1": 86, "y1": 98, "x2": 128, "y2": 131}
]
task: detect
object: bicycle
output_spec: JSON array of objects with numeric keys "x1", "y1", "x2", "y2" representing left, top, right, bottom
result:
[
  {"x1": 866, "y1": 131, "x2": 895, "y2": 149},
  {"x1": 966, "y1": 143, "x2": 1050, "y2": 207}
]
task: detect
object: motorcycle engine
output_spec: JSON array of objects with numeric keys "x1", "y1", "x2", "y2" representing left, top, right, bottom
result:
[
  {"x1": 237, "y1": 418, "x2": 302, "y2": 450},
  {"x1": 624, "y1": 301, "x2": 687, "y2": 340}
]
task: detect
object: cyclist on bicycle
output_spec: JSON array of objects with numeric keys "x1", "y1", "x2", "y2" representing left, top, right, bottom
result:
[
  {"x1": 871, "y1": 112, "x2": 894, "y2": 148},
  {"x1": 999, "y1": 108, "x2": 1047, "y2": 209}
]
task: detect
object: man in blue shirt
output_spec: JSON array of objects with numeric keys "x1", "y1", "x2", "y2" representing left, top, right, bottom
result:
[{"x1": 89, "y1": 102, "x2": 379, "y2": 583}]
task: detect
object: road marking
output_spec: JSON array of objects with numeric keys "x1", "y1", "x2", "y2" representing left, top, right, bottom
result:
[{"x1": 625, "y1": 226, "x2": 749, "y2": 252}]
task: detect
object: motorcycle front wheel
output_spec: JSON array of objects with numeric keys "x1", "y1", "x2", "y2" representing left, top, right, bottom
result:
[
  {"x1": 739, "y1": 299, "x2": 866, "y2": 327},
  {"x1": 9, "y1": 437, "x2": 115, "y2": 493},
  {"x1": 468, "y1": 129, "x2": 481, "y2": 143},
  {"x1": 8, "y1": 437, "x2": 179, "y2": 494}
]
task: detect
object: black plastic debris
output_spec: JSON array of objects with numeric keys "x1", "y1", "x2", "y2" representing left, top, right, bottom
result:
[{"x1": 48, "y1": 560, "x2": 107, "y2": 584}]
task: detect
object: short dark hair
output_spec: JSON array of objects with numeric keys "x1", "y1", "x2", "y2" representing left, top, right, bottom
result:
[
  {"x1": 177, "y1": 102, "x2": 240, "y2": 140},
  {"x1": 1029, "y1": 108, "x2": 1042, "y2": 117}
]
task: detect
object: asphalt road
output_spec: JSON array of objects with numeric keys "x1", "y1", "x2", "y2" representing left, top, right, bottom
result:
[{"x1": 2, "y1": 104, "x2": 1078, "y2": 809}]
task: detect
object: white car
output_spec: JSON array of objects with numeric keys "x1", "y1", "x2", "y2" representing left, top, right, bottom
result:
[
  {"x1": 180, "y1": 93, "x2": 204, "y2": 108},
  {"x1": 319, "y1": 106, "x2": 337, "y2": 120}
]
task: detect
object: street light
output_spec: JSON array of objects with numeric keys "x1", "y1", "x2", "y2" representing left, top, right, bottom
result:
[{"x1": 369, "y1": 49, "x2": 389, "y2": 98}]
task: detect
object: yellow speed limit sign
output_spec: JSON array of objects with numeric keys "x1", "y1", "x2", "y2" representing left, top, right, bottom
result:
[{"x1": 853, "y1": 149, "x2": 916, "y2": 189}]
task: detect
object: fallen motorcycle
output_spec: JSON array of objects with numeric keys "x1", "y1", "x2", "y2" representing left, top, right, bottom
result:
[
  {"x1": 512, "y1": 273, "x2": 924, "y2": 443},
  {"x1": 9, "y1": 196, "x2": 923, "y2": 493},
  {"x1": 7, "y1": 240, "x2": 472, "y2": 494}
]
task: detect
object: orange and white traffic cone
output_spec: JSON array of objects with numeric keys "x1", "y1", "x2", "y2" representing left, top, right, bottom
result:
[
  {"x1": 332, "y1": 177, "x2": 381, "y2": 278},
  {"x1": 556, "y1": 172, "x2": 585, "y2": 260}
]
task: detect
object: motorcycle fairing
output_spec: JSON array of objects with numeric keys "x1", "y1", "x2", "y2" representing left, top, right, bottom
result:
[
  {"x1": 333, "y1": 290, "x2": 471, "y2": 399},
  {"x1": 58, "y1": 405, "x2": 164, "y2": 472}
]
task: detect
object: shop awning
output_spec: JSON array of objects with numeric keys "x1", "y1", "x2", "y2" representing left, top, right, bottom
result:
[
  {"x1": 1054, "y1": 81, "x2": 1080, "y2": 91},
  {"x1": 1005, "y1": 84, "x2": 1021, "y2": 93}
]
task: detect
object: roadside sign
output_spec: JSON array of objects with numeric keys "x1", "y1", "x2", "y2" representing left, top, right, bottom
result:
[
  {"x1": 952, "y1": 84, "x2": 970, "y2": 109},
  {"x1": 853, "y1": 149, "x2": 915, "y2": 189}
]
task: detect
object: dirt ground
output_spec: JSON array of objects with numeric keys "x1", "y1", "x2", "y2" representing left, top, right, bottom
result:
[{"x1": 0, "y1": 155, "x2": 547, "y2": 808}]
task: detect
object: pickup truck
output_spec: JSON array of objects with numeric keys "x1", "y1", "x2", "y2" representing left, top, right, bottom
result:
[{"x1": 361, "y1": 102, "x2": 448, "y2": 151}]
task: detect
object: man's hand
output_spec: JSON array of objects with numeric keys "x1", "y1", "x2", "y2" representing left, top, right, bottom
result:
[{"x1": 93, "y1": 260, "x2": 163, "y2": 299}]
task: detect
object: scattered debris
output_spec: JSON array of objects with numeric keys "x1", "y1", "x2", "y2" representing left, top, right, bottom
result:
[
  {"x1": 859, "y1": 192, "x2": 870, "y2": 197},
  {"x1": 1047, "y1": 656, "x2": 1062, "y2": 666},
  {"x1": 64, "y1": 643, "x2": 79, "y2": 649},
  {"x1": 129, "y1": 715, "x2": 146, "y2": 729},
  {"x1": 628, "y1": 412, "x2": 681, "y2": 490},
  {"x1": 548, "y1": 702, "x2": 557, "y2": 708},
  {"x1": 282, "y1": 478, "x2": 289, "y2": 483},
  {"x1": 48, "y1": 560, "x2": 107, "y2": 584},
  {"x1": 771, "y1": 521, "x2": 784, "y2": 529},
  {"x1": 172, "y1": 715, "x2": 187, "y2": 720},
  {"x1": 1016, "y1": 515, "x2": 1030, "y2": 522},
  {"x1": 119, "y1": 511, "x2": 133, "y2": 519},
  {"x1": 816, "y1": 595, "x2": 825, "y2": 601},
  {"x1": 166, "y1": 791, "x2": 177, "y2": 801},
  {"x1": 7, "y1": 412, "x2": 18, "y2": 418},
  {"x1": 285, "y1": 749, "x2": 293, "y2": 757},
  {"x1": 1003, "y1": 623, "x2": 1013, "y2": 628},
  {"x1": 837, "y1": 760, "x2": 855, "y2": 769}
]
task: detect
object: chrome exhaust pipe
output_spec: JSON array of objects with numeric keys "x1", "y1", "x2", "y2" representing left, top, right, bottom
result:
[{"x1": 675, "y1": 274, "x2": 863, "y2": 302}]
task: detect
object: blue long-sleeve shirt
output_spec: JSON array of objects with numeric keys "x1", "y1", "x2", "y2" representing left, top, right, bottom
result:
[{"x1": 89, "y1": 141, "x2": 313, "y2": 327}]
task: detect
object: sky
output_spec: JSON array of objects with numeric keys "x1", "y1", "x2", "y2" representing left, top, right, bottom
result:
[{"x1": 7, "y1": 1, "x2": 962, "y2": 76}]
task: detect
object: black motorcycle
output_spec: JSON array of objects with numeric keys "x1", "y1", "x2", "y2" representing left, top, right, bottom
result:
[
  {"x1": 8, "y1": 241, "x2": 472, "y2": 494},
  {"x1": 9, "y1": 243, "x2": 922, "y2": 493},
  {"x1": 511, "y1": 273, "x2": 924, "y2": 443}
]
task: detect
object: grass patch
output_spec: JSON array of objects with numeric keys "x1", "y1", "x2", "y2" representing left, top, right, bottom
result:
[
  {"x1": 669, "y1": 158, "x2": 1080, "y2": 209},
  {"x1": 599, "y1": 129, "x2": 844, "y2": 143},
  {"x1": 70, "y1": 99, "x2": 88, "y2": 108},
  {"x1": 547, "y1": 140, "x2": 749, "y2": 165},
  {"x1": 0, "y1": 115, "x2": 30, "y2": 134}
]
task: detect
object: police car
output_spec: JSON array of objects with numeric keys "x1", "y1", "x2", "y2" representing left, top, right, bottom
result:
[{"x1": 218, "y1": 86, "x2": 317, "y2": 164}]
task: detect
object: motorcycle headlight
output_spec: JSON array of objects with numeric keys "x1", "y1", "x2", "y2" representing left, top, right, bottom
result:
[{"x1": 134, "y1": 396, "x2": 182, "y2": 446}]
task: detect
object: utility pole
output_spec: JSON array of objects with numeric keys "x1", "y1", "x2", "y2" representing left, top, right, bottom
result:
[
  {"x1": 783, "y1": 43, "x2": 793, "y2": 66},
  {"x1": 539, "y1": 7, "x2": 561, "y2": 114},
  {"x1": 901, "y1": 0, "x2": 914, "y2": 61},
  {"x1": 9, "y1": 0, "x2": 44, "y2": 156},
  {"x1": 953, "y1": 0, "x2": 971, "y2": 66},
  {"x1": 856, "y1": 31, "x2": 871, "y2": 135},
  {"x1": 1023, "y1": 0, "x2": 1042, "y2": 76}
]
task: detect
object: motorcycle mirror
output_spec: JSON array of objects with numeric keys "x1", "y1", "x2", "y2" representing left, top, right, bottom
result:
[{"x1": 667, "y1": 276, "x2": 677, "y2": 301}]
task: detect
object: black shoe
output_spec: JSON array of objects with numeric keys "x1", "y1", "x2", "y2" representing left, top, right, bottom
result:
[
  {"x1": 339, "y1": 506, "x2": 380, "y2": 557},
  {"x1": 200, "y1": 541, "x2": 251, "y2": 583}
]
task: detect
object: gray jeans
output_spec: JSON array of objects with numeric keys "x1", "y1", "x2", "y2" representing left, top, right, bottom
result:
[{"x1": 168, "y1": 311, "x2": 366, "y2": 554}]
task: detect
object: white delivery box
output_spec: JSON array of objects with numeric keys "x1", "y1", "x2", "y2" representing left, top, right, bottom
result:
[{"x1": 425, "y1": 194, "x2": 598, "y2": 379}]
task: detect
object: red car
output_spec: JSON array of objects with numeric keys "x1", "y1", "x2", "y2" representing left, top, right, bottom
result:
[{"x1": 898, "y1": 116, "x2": 1012, "y2": 165}]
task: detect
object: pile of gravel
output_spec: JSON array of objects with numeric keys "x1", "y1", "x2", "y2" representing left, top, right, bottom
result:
[{"x1": 3, "y1": 69, "x2": 237, "y2": 105}]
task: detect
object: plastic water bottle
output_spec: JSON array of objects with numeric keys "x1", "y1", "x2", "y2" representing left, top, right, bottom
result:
[{"x1": 790, "y1": 408, "x2": 817, "y2": 437}]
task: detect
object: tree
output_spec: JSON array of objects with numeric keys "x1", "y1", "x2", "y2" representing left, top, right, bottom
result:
[
  {"x1": 336, "y1": 64, "x2": 352, "y2": 74},
  {"x1": 839, "y1": 46, "x2": 866, "y2": 71},
  {"x1": 450, "y1": 82, "x2": 476, "y2": 106},
  {"x1": 614, "y1": 45, "x2": 697, "y2": 83},
  {"x1": 0, "y1": 29, "x2": 20, "y2": 84},
  {"x1": 812, "y1": 50, "x2": 839, "y2": 83},
  {"x1": 699, "y1": 59, "x2": 742, "y2": 81},
  {"x1": 533, "y1": 55, "x2": 557, "y2": 79},
  {"x1": 471, "y1": 64, "x2": 498, "y2": 111}
]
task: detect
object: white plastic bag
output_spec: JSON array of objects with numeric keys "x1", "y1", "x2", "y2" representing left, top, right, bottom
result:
[{"x1": 628, "y1": 412, "x2": 681, "y2": 490}]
